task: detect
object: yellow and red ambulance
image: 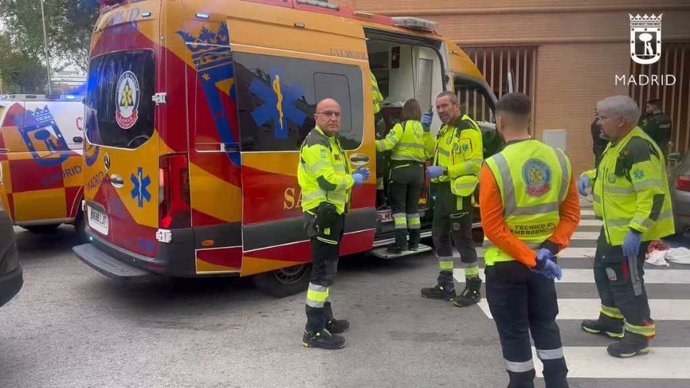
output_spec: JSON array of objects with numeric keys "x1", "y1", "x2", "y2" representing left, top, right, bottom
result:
[
  {"x1": 73, "y1": 0, "x2": 498, "y2": 296},
  {"x1": 0, "y1": 94, "x2": 86, "y2": 239}
]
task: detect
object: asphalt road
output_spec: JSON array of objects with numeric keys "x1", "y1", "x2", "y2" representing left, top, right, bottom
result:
[{"x1": 1, "y1": 221, "x2": 689, "y2": 388}]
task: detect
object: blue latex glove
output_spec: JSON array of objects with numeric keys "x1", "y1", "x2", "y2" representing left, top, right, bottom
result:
[
  {"x1": 622, "y1": 230, "x2": 642, "y2": 258},
  {"x1": 534, "y1": 248, "x2": 562, "y2": 280},
  {"x1": 577, "y1": 175, "x2": 591, "y2": 196},
  {"x1": 352, "y1": 173, "x2": 365, "y2": 186},
  {"x1": 421, "y1": 112, "x2": 433, "y2": 132},
  {"x1": 426, "y1": 166, "x2": 444, "y2": 179},
  {"x1": 355, "y1": 166, "x2": 371, "y2": 181}
]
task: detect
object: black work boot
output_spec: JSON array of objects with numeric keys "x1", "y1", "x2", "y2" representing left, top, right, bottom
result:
[
  {"x1": 324, "y1": 302, "x2": 350, "y2": 334},
  {"x1": 303, "y1": 305, "x2": 345, "y2": 349},
  {"x1": 452, "y1": 276, "x2": 482, "y2": 307},
  {"x1": 607, "y1": 331, "x2": 650, "y2": 358},
  {"x1": 507, "y1": 369, "x2": 536, "y2": 388},
  {"x1": 387, "y1": 229, "x2": 408, "y2": 253},
  {"x1": 421, "y1": 271, "x2": 456, "y2": 300},
  {"x1": 302, "y1": 329, "x2": 346, "y2": 350},
  {"x1": 408, "y1": 229, "x2": 421, "y2": 251},
  {"x1": 541, "y1": 358, "x2": 569, "y2": 388},
  {"x1": 581, "y1": 313, "x2": 624, "y2": 339}
]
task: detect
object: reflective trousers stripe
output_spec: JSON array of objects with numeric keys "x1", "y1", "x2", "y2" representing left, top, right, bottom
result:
[
  {"x1": 407, "y1": 213, "x2": 420, "y2": 229},
  {"x1": 601, "y1": 305, "x2": 624, "y2": 319},
  {"x1": 393, "y1": 213, "x2": 407, "y2": 229},
  {"x1": 505, "y1": 359, "x2": 534, "y2": 373},
  {"x1": 306, "y1": 283, "x2": 329, "y2": 308},
  {"x1": 464, "y1": 266, "x2": 479, "y2": 277},
  {"x1": 439, "y1": 260, "x2": 454, "y2": 271},
  {"x1": 316, "y1": 236, "x2": 338, "y2": 245},
  {"x1": 625, "y1": 322, "x2": 656, "y2": 337},
  {"x1": 536, "y1": 348, "x2": 564, "y2": 360}
]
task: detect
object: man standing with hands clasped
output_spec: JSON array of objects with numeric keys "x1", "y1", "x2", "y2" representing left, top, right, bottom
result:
[
  {"x1": 481, "y1": 93, "x2": 579, "y2": 388},
  {"x1": 297, "y1": 98, "x2": 370, "y2": 350},
  {"x1": 578, "y1": 95, "x2": 674, "y2": 358}
]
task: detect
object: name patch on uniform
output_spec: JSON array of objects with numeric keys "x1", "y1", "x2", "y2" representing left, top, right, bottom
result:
[{"x1": 522, "y1": 159, "x2": 552, "y2": 197}]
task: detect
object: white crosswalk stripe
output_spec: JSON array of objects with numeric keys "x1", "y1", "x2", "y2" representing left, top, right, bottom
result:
[{"x1": 466, "y1": 207, "x2": 690, "y2": 382}]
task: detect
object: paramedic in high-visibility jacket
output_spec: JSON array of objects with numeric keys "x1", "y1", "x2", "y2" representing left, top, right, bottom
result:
[
  {"x1": 421, "y1": 91, "x2": 484, "y2": 307},
  {"x1": 297, "y1": 98, "x2": 370, "y2": 350},
  {"x1": 578, "y1": 95, "x2": 675, "y2": 358},
  {"x1": 375, "y1": 98, "x2": 435, "y2": 253},
  {"x1": 481, "y1": 93, "x2": 580, "y2": 388}
]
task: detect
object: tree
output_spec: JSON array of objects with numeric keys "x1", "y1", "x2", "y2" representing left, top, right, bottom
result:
[
  {"x1": 0, "y1": 33, "x2": 48, "y2": 93},
  {"x1": 0, "y1": 0, "x2": 99, "y2": 72}
]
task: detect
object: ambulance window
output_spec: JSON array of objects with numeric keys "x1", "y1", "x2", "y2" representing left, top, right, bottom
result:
[
  {"x1": 85, "y1": 51, "x2": 155, "y2": 149},
  {"x1": 313, "y1": 73, "x2": 363, "y2": 150},
  {"x1": 234, "y1": 53, "x2": 364, "y2": 151}
]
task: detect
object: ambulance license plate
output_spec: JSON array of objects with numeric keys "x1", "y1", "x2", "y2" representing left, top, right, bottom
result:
[{"x1": 87, "y1": 206, "x2": 109, "y2": 235}]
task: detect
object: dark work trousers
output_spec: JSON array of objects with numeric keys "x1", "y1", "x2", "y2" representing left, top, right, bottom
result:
[
  {"x1": 389, "y1": 161, "x2": 424, "y2": 241},
  {"x1": 432, "y1": 182, "x2": 477, "y2": 265},
  {"x1": 594, "y1": 229, "x2": 653, "y2": 332},
  {"x1": 486, "y1": 261, "x2": 568, "y2": 388},
  {"x1": 303, "y1": 211, "x2": 345, "y2": 333}
]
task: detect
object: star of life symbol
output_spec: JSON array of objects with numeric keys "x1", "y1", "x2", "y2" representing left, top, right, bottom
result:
[
  {"x1": 630, "y1": 14, "x2": 662, "y2": 65},
  {"x1": 131, "y1": 167, "x2": 151, "y2": 208}
]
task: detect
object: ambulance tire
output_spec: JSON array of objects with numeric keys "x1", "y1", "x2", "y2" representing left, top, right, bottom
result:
[
  {"x1": 22, "y1": 224, "x2": 60, "y2": 234},
  {"x1": 252, "y1": 264, "x2": 312, "y2": 298},
  {"x1": 74, "y1": 211, "x2": 87, "y2": 243}
]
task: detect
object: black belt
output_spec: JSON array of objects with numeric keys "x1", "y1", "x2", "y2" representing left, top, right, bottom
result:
[{"x1": 390, "y1": 159, "x2": 424, "y2": 167}]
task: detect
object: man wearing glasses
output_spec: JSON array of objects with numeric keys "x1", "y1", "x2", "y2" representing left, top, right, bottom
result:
[
  {"x1": 578, "y1": 95, "x2": 674, "y2": 358},
  {"x1": 297, "y1": 98, "x2": 370, "y2": 350}
]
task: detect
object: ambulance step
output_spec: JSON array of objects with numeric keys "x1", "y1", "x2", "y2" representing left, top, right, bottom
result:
[
  {"x1": 73, "y1": 243, "x2": 153, "y2": 282},
  {"x1": 370, "y1": 243, "x2": 432, "y2": 259}
]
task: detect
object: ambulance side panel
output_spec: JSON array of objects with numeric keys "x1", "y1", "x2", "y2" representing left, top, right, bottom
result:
[
  {"x1": 0, "y1": 99, "x2": 84, "y2": 225},
  {"x1": 225, "y1": 0, "x2": 377, "y2": 276}
]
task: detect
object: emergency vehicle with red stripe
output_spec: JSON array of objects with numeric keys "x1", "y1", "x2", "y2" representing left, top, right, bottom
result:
[
  {"x1": 0, "y1": 94, "x2": 86, "y2": 239},
  {"x1": 73, "y1": 0, "x2": 497, "y2": 296}
]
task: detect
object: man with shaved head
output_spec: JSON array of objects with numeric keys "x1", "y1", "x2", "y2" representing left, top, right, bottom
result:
[
  {"x1": 297, "y1": 98, "x2": 370, "y2": 349},
  {"x1": 579, "y1": 95, "x2": 674, "y2": 358}
]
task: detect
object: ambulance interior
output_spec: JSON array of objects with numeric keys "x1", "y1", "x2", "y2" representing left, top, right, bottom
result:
[
  {"x1": 366, "y1": 40, "x2": 443, "y2": 134},
  {"x1": 366, "y1": 39, "x2": 443, "y2": 212},
  {"x1": 366, "y1": 37, "x2": 497, "y2": 219}
]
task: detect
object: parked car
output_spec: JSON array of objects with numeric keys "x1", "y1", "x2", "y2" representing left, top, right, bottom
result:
[
  {"x1": 669, "y1": 152, "x2": 690, "y2": 235},
  {"x1": 0, "y1": 202, "x2": 23, "y2": 308}
]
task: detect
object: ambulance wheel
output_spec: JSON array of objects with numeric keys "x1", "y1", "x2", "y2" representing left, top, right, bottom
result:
[
  {"x1": 22, "y1": 224, "x2": 60, "y2": 233},
  {"x1": 74, "y1": 211, "x2": 87, "y2": 243},
  {"x1": 252, "y1": 264, "x2": 312, "y2": 298}
]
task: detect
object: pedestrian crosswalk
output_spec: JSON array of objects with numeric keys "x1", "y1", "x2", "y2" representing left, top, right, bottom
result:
[{"x1": 456, "y1": 206, "x2": 690, "y2": 383}]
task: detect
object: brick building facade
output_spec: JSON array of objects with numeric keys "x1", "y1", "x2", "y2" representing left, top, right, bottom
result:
[{"x1": 341, "y1": 0, "x2": 690, "y2": 173}]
